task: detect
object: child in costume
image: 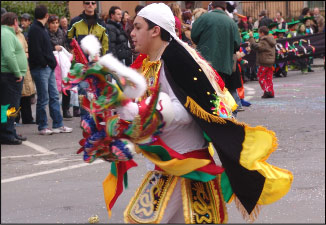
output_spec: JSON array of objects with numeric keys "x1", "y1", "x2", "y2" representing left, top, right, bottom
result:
[
  {"x1": 67, "y1": 3, "x2": 293, "y2": 224},
  {"x1": 274, "y1": 29, "x2": 288, "y2": 78},
  {"x1": 249, "y1": 26, "x2": 276, "y2": 98},
  {"x1": 296, "y1": 23, "x2": 309, "y2": 74}
]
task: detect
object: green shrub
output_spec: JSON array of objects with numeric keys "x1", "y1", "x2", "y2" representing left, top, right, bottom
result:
[{"x1": 1, "y1": 1, "x2": 70, "y2": 21}]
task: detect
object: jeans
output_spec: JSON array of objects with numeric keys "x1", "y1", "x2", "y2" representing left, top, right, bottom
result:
[
  {"x1": 0, "y1": 73, "x2": 23, "y2": 141},
  {"x1": 78, "y1": 81, "x2": 89, "y2": 119},
  {"x1": 30, "y1": 66, "x2": 63, "y2": 131}
]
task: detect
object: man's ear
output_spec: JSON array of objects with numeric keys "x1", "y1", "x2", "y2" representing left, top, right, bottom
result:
[{"x1": 151, "y1": 26, "x2": 161, "y2": 38}]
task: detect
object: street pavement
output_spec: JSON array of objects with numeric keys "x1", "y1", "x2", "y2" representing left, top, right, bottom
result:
[{"x1": 1, "y1": 65, "x2": 325, "y2": 223}]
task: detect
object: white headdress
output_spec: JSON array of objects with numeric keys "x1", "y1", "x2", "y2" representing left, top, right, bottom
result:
[{"x1": 138, "y1": 3, "x2": 178, "y2": 40}]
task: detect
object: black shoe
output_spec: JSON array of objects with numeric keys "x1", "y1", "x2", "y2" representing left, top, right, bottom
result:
[
  {"x1": 262, "y1": 92, "x2": 274, "y2": 98},
  {"x1": 281, "y1": 71, "x2": 287, "y2": 77},
  {"x1": 0, "y1": 138, "x2": 22, "y2": 145},
  {"x1": 63, "y1": 110, "x2": 73, "y2": 118},
  {"x1": 22, "y1": 120, "x2": 36, "y2": 124},
  {"x1": 16, "y1": 134, "x2": 27, "y2": 141}
]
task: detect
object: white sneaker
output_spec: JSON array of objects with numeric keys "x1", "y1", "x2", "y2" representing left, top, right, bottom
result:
[
  {"x1": 52, "y1": 126, "x2": 73, "y2": 134},
  {"x1": 39, "y1": 128, "x2": 53, "y2": 135}
]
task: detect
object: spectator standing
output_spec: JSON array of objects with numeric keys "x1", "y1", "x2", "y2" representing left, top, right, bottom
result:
[
  {"x1": 249, "y1": 26, "x2": 276, "y2": 98},
  {"x1": 238, "y1": 15, "x2": 248, "y2": 32},
  {"x1": 191, "y1": 1, "x2": 242, "y2": 115},
  {"x1": 1, "y1": 12, "x2": 27, "y2": 144},
  {"x1": 247, "y1": 16, "x2": 253, "y2": 30},
  {"x1": 67, "y1": 1, "x2": 109, "y2": 117},
  {"x1": 313, "y1": 8, "x2": 325, "y2": 33},
  {"x1": 298, "y1": 7, "x2": 310, "y2": 21},
  {"x1": 20, "y1": 13, "x2": 32, "y2": 41},
  {"x1": 47, "y1": 14, "x2": 72, "y2": 119},
  {"x1": 258, "y1": 10, "x2": 273, "y2": 28},
  {"x1": 28, "y1": 5, "x2": 73, "y2": 135},
  {"x1": 106, "y1": 6, "x2": 132, "y2": 66},
  {"x1": 1, "y1": 7, "x2": 7, "y2": 16},
  {"x1": 15, "y1": 26, "x2": 36, "y2": 124},
  {"x1": 121, "y1": 10, "x2": 130, "y2": 31},
  {"x1": 59, "y1": 16, "x2": 69, "y2": 36},
  {"x1": 275, "y1": 11, "x2": 287, "y2": 30},
  {"x1": 168, "y1": 3, "x2": 183, "y2": 39}
]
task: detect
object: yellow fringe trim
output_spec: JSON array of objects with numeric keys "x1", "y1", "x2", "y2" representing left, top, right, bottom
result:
[
  {"x1": 184, "y1": 96, "x2": 226, "y2": 124},
  {"x1": 181, "y1": 178, "x2": 191, "y2": 224},
  {"x1": 234, "y1": 196, "x2": 262, "y2": 223}
]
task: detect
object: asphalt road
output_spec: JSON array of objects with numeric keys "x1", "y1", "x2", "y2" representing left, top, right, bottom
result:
[{"x1": 1, "y1": 66, "x2": 325, "y2": 223}]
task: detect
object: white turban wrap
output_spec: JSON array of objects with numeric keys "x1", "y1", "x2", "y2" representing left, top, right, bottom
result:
[{"x1": 137, "y1": 3, "x2": 178, "y2": 40}]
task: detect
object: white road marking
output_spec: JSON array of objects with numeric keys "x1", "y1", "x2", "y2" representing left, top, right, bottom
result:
[
  {"x1": 22, "y1": 141, "x2": 57, "y2": 155},
  {"x1": 1, "y1": 154, "x2": 55, "y2": 159},
  {"x1": 244, "y1": 86, "x2": 256, "y2": 101},
  {"x1": 1, "y1": 160, "x2": 104, "y2": 184},
  {"x1": 33, "y1": 158, "x2": 82, "y2": 166}
]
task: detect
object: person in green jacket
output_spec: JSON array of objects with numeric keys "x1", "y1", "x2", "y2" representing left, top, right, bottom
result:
[
  {"x1": 1, "y1": 12, "x2": 28, "y2": 145},
  {"x1": 191, "y1": 1, "x2": 241, "y2": 116}
]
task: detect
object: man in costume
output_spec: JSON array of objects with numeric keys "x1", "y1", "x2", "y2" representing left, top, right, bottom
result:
[
  {"x1": 67, "y1": 3, "x2": 293, "y2": 224},
  {"x1": 110, "y1": 3, "x2": 292, "y2": 223}
]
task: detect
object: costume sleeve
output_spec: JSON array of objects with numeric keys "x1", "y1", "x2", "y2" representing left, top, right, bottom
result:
[
  {"x1": 248, "y1": 36, "x2": 266, "y2": 51},
  {"x1": 1, "y1": 34, "x2": 22, "y2": 77}
]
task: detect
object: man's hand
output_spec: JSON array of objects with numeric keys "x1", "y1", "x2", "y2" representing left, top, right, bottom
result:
[
  {"x1": 249, "y1": 31, "x2": 253, "y2": 38},
  {"x1": 16, "y1": 76, "x2": 23, "y2": 82},
  {"x1": 55, "y1": 45, "x2": 62, "y2": 51}
]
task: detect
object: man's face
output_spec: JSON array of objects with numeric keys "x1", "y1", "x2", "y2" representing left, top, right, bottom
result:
[
  {"x1": 111, "y1": 9, "x2": 122, "y2": 22},
  {"x1": 60, "y1": 18, "x2": 68, "y2": 28},
  {"x1": 276, "y1": 13, "x2": 281, "y2": 20},
  {"x1": 83, "y1": 1, "x2": 96, "y2": 15},
  {"x1": 20, "y1": 18, "x2": 31, "y2": 28},
  {"x1": 131, "y1": 16, "x2": 155, "y2": 54}
]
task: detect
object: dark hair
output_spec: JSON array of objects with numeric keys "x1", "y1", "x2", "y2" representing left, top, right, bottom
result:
[
  {"x1": 301, "y1": 7, "x2": 310, "y2": 16},
  {"x1": 48, "y1": 14, "x2": 59, "y2": 24},
  {"x1": 212, "y1": 1, "x2": 226, "y2": 10},
  {"x1": 258, "y1": 26, "x2": 269, "y2": 35},
  {"x1": 135, "y1": 5, "x2": 144, "y2": 14},
  {"x1": 143, "y1": 18, "x2": 172, "y2": 42},
  {"x1": 109, "y1": 6, "x2": 121, "y2": 19},
  {"x1": 1, "y1": 12, "x2": 18, "y2": 26},
  {"x1": 35, "y1": 5, "x2": 48, "y2": 20}
]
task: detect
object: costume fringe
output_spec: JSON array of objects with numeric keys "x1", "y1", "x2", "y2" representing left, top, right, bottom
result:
[
  {"x1": 185, "y1": 96, "x2": 226, "y2": 124},
  {"x1": 234, "y1": 196, "x2": 262, "y2": 223}
]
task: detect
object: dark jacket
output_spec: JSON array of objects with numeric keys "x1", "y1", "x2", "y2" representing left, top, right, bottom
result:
[
  {"x1": 68, "y1": 11, "x2": 109, "y2": 56},
  {"x1": 106, "y1": 19, "x2": 132, "y2": 66},
  {"x1": 259, "y1": 16, "x2": 273, "y2": 28},
  {"x1": 28, "y1": 20, "x2": 57, "y2": 70},
  {"x1": 48, "y1": 27, "x2": 69, "y2": 50},
  {"x1": 191, "y1": 9, "x2": 241, "y2": 75},
  {"x1": 249, "y1": 35, "x2": 276, "y2": 67}
]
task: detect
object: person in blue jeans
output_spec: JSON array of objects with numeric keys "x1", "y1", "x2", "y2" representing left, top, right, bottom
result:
[{"x1": 28, "y1": 5, "x2": 72, "y2": 135}]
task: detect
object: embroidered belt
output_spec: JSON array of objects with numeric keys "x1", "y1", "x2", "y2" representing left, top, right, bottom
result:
[{"x1": 124, "y1": 171, "x2": 228, "y2": 224}]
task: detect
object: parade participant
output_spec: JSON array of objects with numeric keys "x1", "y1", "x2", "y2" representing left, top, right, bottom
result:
[
  {"x1": 295, "y1": 23, "x2": 309, "y2": 74},
  {"x1": 249, "y1": 26, "x2": 276, "y2": 98},
  {"x1": 287, "y1": 19, "x2": 300, "y2": 38},
  {"x1": 274, "y1": 29, "x2": 288, "y2": 77},
  {"x1": 100, "y1": 3, "x2": 292, "y2": 223}
]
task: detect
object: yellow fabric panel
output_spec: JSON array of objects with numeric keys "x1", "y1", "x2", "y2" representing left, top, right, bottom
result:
[
  {"x1": 140, "y1": 149, "x2": 211, "y2": 176},
  {"x1": 223, "y1": 89, "x2": 238, "y2": 112},
  {"x1": 240, "y1": 126, "x2": 293, "y2": 205},
  {"x1": 102, "y1": 172, "x2": 117, "y2": 218}
]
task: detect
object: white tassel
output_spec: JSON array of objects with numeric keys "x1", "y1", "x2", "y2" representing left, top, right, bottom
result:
[
  {"x1": 99, "y1": 54, "x2": 147, "y2": 99},
  {"x1": 80, "y1": 34, "x2": 101, "y2": 61}
]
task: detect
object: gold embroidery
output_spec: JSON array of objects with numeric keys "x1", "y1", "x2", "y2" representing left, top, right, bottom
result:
[
  {"x1": 181, "y1": 177, "x2": 227, "y2": 224},
  {"x1": 140, "y1": 57, "x2": 162, "y2": 100},
  {"x1": 124, "y1": 171, "x2": 178, "y2": 223}
]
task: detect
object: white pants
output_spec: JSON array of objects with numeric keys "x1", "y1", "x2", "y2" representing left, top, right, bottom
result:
[{"x1": 160, "y1": 180, "x2": 185, "y2": 223}]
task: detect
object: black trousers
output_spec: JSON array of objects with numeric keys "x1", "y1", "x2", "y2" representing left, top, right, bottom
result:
[
  {"x1": 62, "y1": 90, "x2": 71, "y2": 112},
  {"x1": 0, "y1": 73, "x2": 23, "y2": 141}
]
